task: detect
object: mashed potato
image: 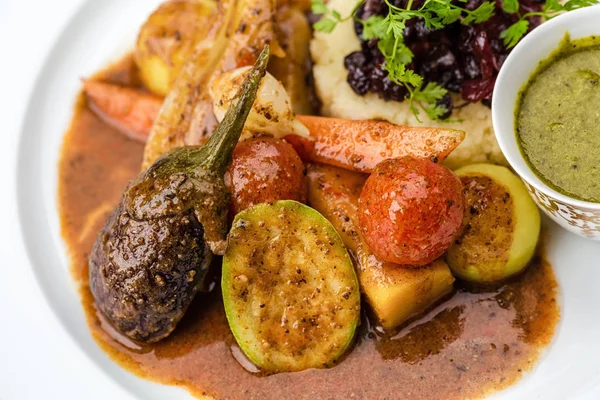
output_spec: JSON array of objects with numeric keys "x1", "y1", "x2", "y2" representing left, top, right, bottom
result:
[{"x1": 310, "y1": 0, "x2": 506, "y2": 169}]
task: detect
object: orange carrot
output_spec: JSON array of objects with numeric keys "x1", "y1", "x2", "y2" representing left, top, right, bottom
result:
[
  {"x1": 83, "y1": 81, "x2": 465, "y2": 172},
  {"x1": 83, "y1": 80, "x2": 163, "y2": 143},
  {"x1": 287, "y1": 115, "x2": 465, "y2": 173}
]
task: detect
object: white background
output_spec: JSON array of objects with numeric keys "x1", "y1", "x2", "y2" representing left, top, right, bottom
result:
[{"x1": 0, "y1": 1, "x2": 132, "y2": 399}]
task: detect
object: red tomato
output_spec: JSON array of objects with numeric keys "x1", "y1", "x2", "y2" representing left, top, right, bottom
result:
[
  {"x1": 225, "y1": 136, "x2": 307, "y2": 215},
  {"x1": 358, "y1": 157, "x2": 464, "y2": 267}
]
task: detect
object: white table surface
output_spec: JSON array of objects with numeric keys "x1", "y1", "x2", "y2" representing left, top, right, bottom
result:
[{"x1": 0, "y1": 1, "x2": 133, "y2": 399}]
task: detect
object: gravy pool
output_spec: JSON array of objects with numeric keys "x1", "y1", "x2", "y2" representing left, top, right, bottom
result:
[{"x1": 58, "y1": 55, "x2": 560, "y2": 400}]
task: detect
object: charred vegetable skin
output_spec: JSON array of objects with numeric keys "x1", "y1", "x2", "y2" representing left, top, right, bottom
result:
[
  {"x1": 89, "y1": 47, "x2": 270, "y2": 343},
  {"x1": 89, "y1": 204, "x2": 210, "y2": 342}
]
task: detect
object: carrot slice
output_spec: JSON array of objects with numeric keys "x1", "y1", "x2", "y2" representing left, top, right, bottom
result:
[
  {"x1": 288, "y1": 115, "x2": 465, "y2": 173},
  {"x1": 82, "y1": 81, "x2": 466, "y2": 172},
  {"x1": 83, "y1": 80, "x2": 163, "y2": 143}
]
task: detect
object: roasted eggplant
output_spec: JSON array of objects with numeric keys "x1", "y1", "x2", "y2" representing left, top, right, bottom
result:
[{"x1": 89, "y1": 47, "x2": 270, "y2": 343}]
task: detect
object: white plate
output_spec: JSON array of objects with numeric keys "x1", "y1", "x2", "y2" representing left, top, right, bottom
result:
[{"x1": 4, "y1": 0, "x2": 600, "y2": 399}]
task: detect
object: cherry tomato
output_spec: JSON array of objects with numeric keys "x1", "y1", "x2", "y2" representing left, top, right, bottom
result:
[
  {"x1": 225, "y1": 136, "x2": 307, "y2": 215},
  {"x1": 358, "y1": 157, "x2": 464, "y2": 267}
]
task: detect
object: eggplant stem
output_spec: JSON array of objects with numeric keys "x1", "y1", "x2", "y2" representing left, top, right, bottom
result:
[{"x1": 199, "y1": 45, "x2": 270, "y2": 173}]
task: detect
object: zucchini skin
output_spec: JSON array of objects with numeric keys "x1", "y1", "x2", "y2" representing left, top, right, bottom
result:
[
  {"x1": 222, "y1": 200, "x2": 360, "y2": 373},
  {"x1": 446, "y1": 164, "x2": 541, "y2": 283}
]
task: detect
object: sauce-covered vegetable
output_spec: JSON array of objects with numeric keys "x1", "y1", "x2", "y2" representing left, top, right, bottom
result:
[
  {"x1": 358, "y1": 157, "x2": 465, "y2": 266},
  {"x1": 307, "y1": 164, "x2": 456, "y2": 329},
  {"x1": 223, "y1": 201, "x2": 360, "y2": 372},
  {"x1": 447, "y1": 164, "x2": 541, "y2": 283},
  {"x1": 59, "y1": 49, "x2": 560, "y2": 400},
  {"x1": 516, "y1": 35, "x2": 600, "y2": 202},
  {"x1": 88, "y1": 47, "x2": 270, "y2": 343},
  {"x1": 225, "y1": 137, "x2": 307, "y2": 215},
  {"x1": 135, "y1": 0, "x2": 218, "y2": 96}
]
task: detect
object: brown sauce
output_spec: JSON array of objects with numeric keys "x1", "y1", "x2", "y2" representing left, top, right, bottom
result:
[{"x1": 59, "y1": 56, "x2": 560, "y2": 400}]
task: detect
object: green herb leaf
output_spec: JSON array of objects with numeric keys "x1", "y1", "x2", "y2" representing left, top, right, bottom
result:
[
  {"x1": 424, "y1": 103, "x2": 449, "y2": 121},
  {"x1": 405, "y1": 82, "x2": 448, "y2": 123},
  {"x1": 432, "y1": 6, "x2": 462, "y2": 25},
  {"x1": 423, "y1": 15, "x2": 446, "y2": 30},
  {"x1": 311, "y1": 0, "x2": 329, "y2": 15},
  {"x1": 462, "y1": 1, "x2": 495, "y2": 24},
  {"x1": 543, "y1": 0, "x2": 563, "y2": 12},
  {"x1": 501, "y1": 0, "x2": 520, "y2": 14},
  {"x1": 314, "y1": 18, "x2": 337, "y2": 33},
  {"x1": 317, "y1": 0, "x2": 598, "y2": 121},
  {"x1": 362, "y1": 15, "x2": 386, "y2": 39},
  {"x1": 501, "y1": 19, "x2": 529, "y2": 48},
  {"x1": 311, "y1": 0, "x2": 361, "y2": 33},
  {"x1": 563, "y1": 0, "x2": 597, "y2": 11},
  {"x1": 416, "y1": 82, "x2": 448, "y2": 104},
  {"x1": 501, "y1": 0, "x2": 596, "y2": 48}
]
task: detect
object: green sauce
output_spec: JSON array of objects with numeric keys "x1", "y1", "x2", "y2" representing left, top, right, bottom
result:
[{"x1": 516, "y1": 34, "x2": 600, "y2": 203}]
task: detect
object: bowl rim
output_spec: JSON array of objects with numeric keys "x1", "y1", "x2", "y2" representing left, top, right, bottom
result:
[{"x1": 491, "y1": 5, "x2": 600, "y2": 211}]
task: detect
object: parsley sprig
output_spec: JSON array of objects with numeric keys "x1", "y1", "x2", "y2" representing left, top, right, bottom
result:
[
  {"x1": 311, "y1": 0, "x2": 597, "y2": 122},
  {"x1": 501, "y1": 0, "x2": 597, "y2": 48},
  {"x1": 312, "y1": 0, "x2": 495, "y2": 121},
  {"x1": 312, "y1": 0, "x2": 363, "y2": 32},
  {"x1": 359, "y1": 0, "x2": 495, "y2": 121}
]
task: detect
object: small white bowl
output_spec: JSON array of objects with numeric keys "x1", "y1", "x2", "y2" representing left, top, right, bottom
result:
[{"x1": 492, "y1": 5, "x2": 600, "y2": 240}]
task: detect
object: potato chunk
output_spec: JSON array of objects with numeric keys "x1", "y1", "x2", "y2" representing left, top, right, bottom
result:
[
  {"x1": 356, "y1": 251, "x2": 455, "y2": 329},
  {"x1": 307, "y1": 164, "x2": 455, "y2": 329},
  {"x1": 135, "y1": 0, "x2": 217, "y2": 96},
  {"x1": 269, "y1": 6, "x2": 313, "y2": 115}
]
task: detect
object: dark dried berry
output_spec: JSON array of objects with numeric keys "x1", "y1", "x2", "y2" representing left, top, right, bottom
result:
[
  {"x1": 345, "y1": 0, "x2": 544, "y2": 115},
  {"x1": 437, "y1": 93, "x2": 453, "y2": 120}
]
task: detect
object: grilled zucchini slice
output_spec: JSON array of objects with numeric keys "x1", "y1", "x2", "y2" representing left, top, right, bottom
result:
[
  {"x1": 222, "y1": 200, "x2": 360, "y2": 373},
  {"x1": 446, "y1": 164, "x2": 541, "y2": 283}
]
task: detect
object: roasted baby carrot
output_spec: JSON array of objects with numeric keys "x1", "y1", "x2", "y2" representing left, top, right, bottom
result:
[
  {"x1": 83, "y1": 80, "x2": 163, "y2": 143},
  {"x1": 83, "y1": 82, "x2": 466, "y2": 172},
  {"x1": 289, "y1": 115, "x2": 465, "y2": 173}
]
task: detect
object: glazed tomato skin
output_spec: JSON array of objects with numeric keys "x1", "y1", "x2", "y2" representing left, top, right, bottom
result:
[
  {"x1": 358, "y1": 157, "x2": 464, "y2": 267},
  {"x1": 225, "y1": 136, "x2": 307, "y2": 215}
]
